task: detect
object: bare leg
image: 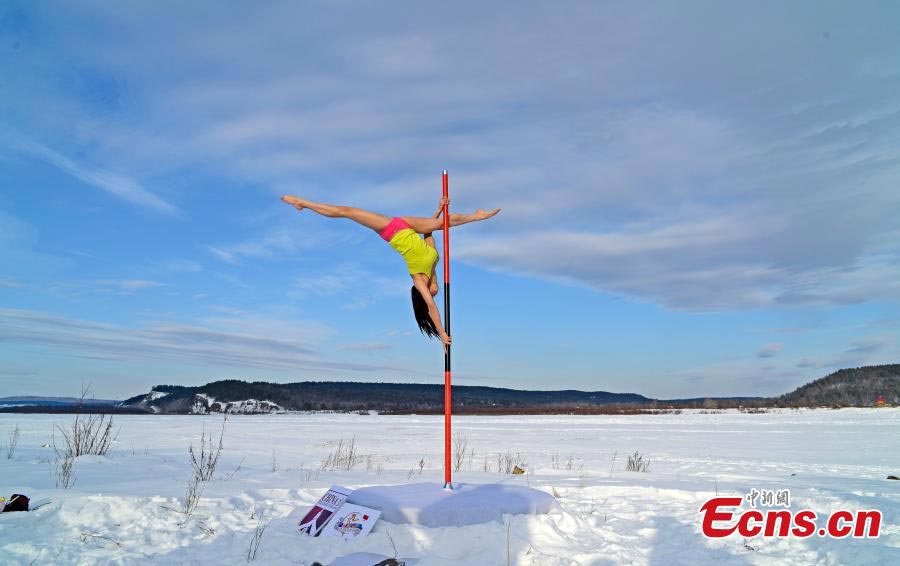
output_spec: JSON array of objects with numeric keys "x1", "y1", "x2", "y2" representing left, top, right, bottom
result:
[
  {"x1": 281, "y1": 195, "x2": 391, "y2": 232},
  {"x1": 402, "y1": 208, "x2": 501, "y2": 234}
]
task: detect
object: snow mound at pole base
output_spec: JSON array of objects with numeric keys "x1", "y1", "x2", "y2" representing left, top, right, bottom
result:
[
  {"x1": 346, "y1": 482, "x2": 560, "y2": 527},
  {"x1": 331, "y1": 553, "x2": 419, "y2": 566}
]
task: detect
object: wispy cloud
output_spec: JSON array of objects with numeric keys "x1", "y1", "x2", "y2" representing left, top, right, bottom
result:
[
  {"x1": 162, "y1": 259, "x2": 203, "y2": 273},
  {"x1": 757, "y1": 343, "x2": 783, "y2": 358},
  {"x1": 293, "y1": 273, "x2": 353, "y2": 296},
  {"x1": 663, "y1": 359, "x2": 805, "y2": 398},
  {"x1": 289, "y1": 263, "x2": 405, "y2": 304},
  {"x1": 0, "y1": 308, "x2": 403, "y2": 374},
  {"x1": 0, "y1": 277, "x2": 24, "y2": 289},
  {"x1": 0, "y1": 369, "x2": 38, "y2": 377},
  {"x1": 846, "y1": 334, "x2": 894, "y2": 355},
  {"x1": 457, "y1": 223, "x2": 900, "y2": 311},
  {"x1": 93, "y1": 279, "x2": 165, "y2": 291},
  {"x1": 339, "y1": 342, "x2": 393, "y2": 352},
  {"x1": 6, "y1": 3, "x2": 899, "y2": 312},
  {"x1": 44, "y1": 278, "x2": 168, "y2": 297},
  {"x1": 206, "y1": 245, "x2": 240, "y2": 265},
  {"x1": 205, "y1": 222, "x2": 362, "y2": 266},
  {"x1": 795, "y1": 334, "x2": 896, "y2": 370},
  {"x1": 2, "y1": 132, "x2": 180, "y2": 216}
]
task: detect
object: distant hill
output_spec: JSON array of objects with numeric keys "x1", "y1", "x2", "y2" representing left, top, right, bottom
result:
[
  {"x1": 120, "y1": 380, "x2": 653, "y2": 414},
  {"x1": 778, "y1": 364, "x2": 900, "y2": 407},
  {"x1": 6, "y1": 364, "x2": 897, "y2": 415}
]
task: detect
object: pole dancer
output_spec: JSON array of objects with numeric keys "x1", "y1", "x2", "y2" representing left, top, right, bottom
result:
[{"x1": 280, "y1": 186, "x2": 499, "y2": 347}]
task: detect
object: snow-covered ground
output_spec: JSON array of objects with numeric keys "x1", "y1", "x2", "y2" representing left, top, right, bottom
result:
[{"x1": 0, "y1": 408, "x2": 897, "y2": 565}]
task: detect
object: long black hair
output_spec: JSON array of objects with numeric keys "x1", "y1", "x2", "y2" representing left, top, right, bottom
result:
[{"x1": 411, "y1": 286, "x2": 440, "y2": 339}]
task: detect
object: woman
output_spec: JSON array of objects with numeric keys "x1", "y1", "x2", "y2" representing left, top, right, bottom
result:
[{"x1": 281, "y1": 195, "x2": 500, "y2": 346}]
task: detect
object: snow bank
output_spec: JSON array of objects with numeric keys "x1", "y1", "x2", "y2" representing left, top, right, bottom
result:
[
  {"x1": 0, "y1": 409, "x2": 897, "y2": 564},
  {"x1": 331, "y1": 553, "x2": 418, "y2": 566},
  {"x1": 347, "y1": 482, "x2": 560, "y2": 527}
]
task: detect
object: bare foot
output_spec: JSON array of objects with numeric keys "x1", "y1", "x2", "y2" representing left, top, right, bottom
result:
[
  {"x1": 281, "y1": 195, "x2": 305, "y2": 211},
  {"x1": 476, "y1": 208, "x2": 501, "y2": 220}
]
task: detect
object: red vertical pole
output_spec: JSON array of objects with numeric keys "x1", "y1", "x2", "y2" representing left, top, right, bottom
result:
[{"x1": 442, "y1": 169, "x2": 452, "y2": 489}]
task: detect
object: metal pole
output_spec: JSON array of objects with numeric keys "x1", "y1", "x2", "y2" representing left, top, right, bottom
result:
[{"x1": 442, "y1": 169, "x2": 452, "y2": 489}]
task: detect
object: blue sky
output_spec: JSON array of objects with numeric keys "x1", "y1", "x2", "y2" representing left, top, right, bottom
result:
[{"x1": 1, "y1": 1, "x2": 899, "y2": 399}]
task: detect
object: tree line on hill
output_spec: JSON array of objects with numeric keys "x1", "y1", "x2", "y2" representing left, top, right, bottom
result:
[
  {"x1": 120, "y1": 380, "x2": 653, "y2": 413},
  {"x1": 111, "y1": 364, "x2": 898, "y2": 414},
  {"x1": 2, "y1": 364, "x2": 896, "y2": 414},
  {"x1": 775, "y1": 364, "x2": 899, "y2": 407}
]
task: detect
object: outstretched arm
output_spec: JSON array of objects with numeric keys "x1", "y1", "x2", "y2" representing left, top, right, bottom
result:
[
  {"x1": 401, "y1": 204, "x2": 501, "y2": 235},
  {"x1": 413, "y1": 276, "x2": 451, "y2": 347}
]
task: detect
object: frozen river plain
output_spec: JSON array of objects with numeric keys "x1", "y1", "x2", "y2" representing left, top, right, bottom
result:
[{"x1": 0, "y1": 408, "x2": 897, "y2": 565}]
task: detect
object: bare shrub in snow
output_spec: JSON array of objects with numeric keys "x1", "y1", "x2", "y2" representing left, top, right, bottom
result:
[
  {"x1": 190, "y1": 416, "x2": 226, "y2": 482},
  {"x1": 386, "y1": 529, "x2": 399, "y2": 560},
  {"x1": 56, "y1": 412, "x2": 116, "y2": 458},
  {"x1": 198, "y1": 521, "x2": 215, "y2": 537},
  {"x1": 56, "y1": 453, "x2": 76, "y2": 489},
  {"x1": 497, "y1": 451, "x2": 527, "y2": 474},
  {"x1": 320, "y1": 437, "x2": 362, "y2": 471},
  {"x1": 6, "y1": 424, "x2": 19, "y2": 459},
  {"x1": 52, "y1": 388, "x2": 117, "y2": 489},
  {"x1": 299, "y1": 466, "x2": 319, "y2": 483},
  {"x1": 506, "y1": 517, "x2": 512, "y2": 566},
  {"x1": 80, "y1": 531, "x2": 122, "y2": 549},
  {"x1": 565, "y1": 455, "x2": 583, "y2": 471},
  {"x1": 54, "y1": 385, "x2": 118, "y2": 459},
  {"x1": 180, "y1": 415, "x2": 227, "y2": 516},
  {"x1": 407, "y1": 457, "x2": 427, "y2": 479},
  {"x1": 453, "y1": 433, "x2": 468, "y2": 472},
  {"x1": 545, "y1": 451, "x2": 578, "y2": 471},
  {"x1": 182, "y1": 475, "x2": 202, "y2": 516},
  {"x1": 246, "y1": 515, "x2": 269, "y2": 562},
  {"x1": 269, "y1": 450, "x2": 278, "y2": 473},
  {"x1": 626, "y1": 451, "x2": 651, "y2": 472},
  {"x1": 222, "y1": 457, "x2": 246, "y2": 481},
  {"x1": 364, "y1": 454, "x2": 385, "y2": 474}
]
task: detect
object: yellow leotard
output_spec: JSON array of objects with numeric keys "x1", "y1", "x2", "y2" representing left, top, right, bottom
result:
[{"x1": 388, "y1": 228, "x2": 439, "y2": 276}]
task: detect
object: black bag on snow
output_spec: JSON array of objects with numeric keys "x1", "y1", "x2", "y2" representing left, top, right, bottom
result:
[{"x1": 2, "y1": 494, "x2": 29, "y2": 512}]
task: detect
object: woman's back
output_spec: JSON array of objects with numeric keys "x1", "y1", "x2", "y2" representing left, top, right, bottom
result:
[{"x1": 389, "y1": 228, "x2": 438, "y2": 276}]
